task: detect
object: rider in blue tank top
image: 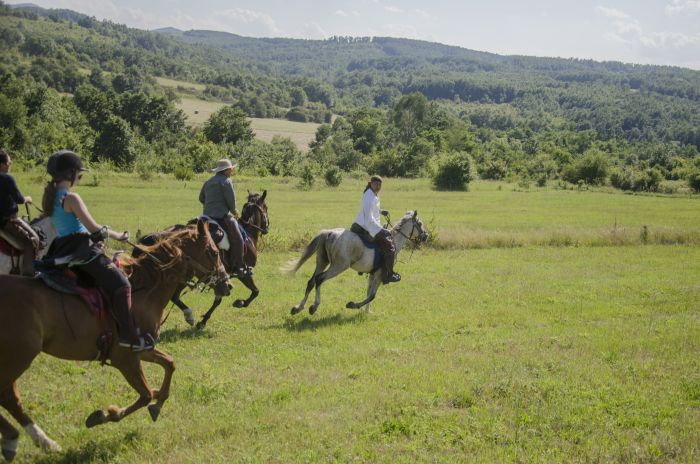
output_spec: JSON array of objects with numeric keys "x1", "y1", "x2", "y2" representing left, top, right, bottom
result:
[
  {"x1": 42, "y1": 150, "x2": 154, "y2": 352},
  {"x1": 52, "y1": 188, "x2": 88, "y2": 236}
]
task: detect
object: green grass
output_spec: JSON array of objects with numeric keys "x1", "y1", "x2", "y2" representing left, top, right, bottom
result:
[
  {"x1": 6, "y1": 173, "x2": 700, "y2": 463},
  {"x1": 155, "y1": 77, "x2": 207, "y2": 92}
]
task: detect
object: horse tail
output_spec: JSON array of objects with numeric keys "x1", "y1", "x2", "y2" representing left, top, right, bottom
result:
[{"x1": 281, "y1": 233, "x2": 325, "y2": 275}]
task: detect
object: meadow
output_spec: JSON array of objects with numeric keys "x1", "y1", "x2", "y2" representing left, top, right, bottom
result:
[{"x1": 6, "y1": 172, "x2": 700, "y2": 463}]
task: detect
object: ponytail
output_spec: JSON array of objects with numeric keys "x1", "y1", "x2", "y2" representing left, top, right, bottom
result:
[
  {"x1": 363, "y1": 182, "x2": 372, "y2": 193},
  {"x1": 42, "y1": 180, "x2": 58, "y2": 217}
]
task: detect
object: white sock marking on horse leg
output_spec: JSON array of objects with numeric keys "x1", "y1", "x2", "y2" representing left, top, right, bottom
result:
[
  {"x1": 1, "y1": 436, "x2": 18, "y2": 454},
  {"x1": 24, "y1": 424, "x2": 61, "y2": 451}
]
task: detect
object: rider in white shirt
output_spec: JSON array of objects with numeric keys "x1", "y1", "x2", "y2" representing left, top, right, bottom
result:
[{"x1": 352, "y1": 175, "x2": 400, "y2": 284}]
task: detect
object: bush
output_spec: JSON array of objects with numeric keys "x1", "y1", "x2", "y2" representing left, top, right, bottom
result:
[
  {"x1": 324, "y1": 166, "x2": 342, "y2": 187},
  {"x1": 297, "y1": 162, "x2": 316, "y2": 190},
  {"x1": 689, "y1": 170, "x2": 700, "y2": 193},
  {"x1": 432, "y1": 152, "x2": 474, "y2": 191},
  {"x1": 173, "y1": 165, "x2": 194, "y2": 181},
  {"x1": 563, "y1": 149, "x2": 609, "y2": 185}
]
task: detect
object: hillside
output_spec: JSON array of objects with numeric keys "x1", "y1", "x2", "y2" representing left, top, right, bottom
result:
[{"x1": 1, "y1": 3, "x2": 699, "y2": 192}]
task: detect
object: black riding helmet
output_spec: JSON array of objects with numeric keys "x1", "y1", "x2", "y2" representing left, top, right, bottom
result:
[{"x1": 47, "y1": 150, "x2": 87, "y2": 178}]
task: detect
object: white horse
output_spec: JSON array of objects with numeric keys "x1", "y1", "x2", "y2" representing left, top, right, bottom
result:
[
  {"x1": 285, "y1": 211, "x2": 428, "y2": 315},
  {"x1": 0, "y1": 216, "x2": 54, "y2": 275}
]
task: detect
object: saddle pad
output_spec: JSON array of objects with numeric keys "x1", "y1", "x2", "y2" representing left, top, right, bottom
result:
[
  {"x1": 0, "y1": 236, "x2": 18, "y2": 256},
  {"x1": 38, "y1": 269, "x2": 105, "y2": 316}
]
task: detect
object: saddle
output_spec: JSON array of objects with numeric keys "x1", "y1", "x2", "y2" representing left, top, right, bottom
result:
[
  {"x1": 186, "y1": 216, "x2": 229, "y2": 250},
  {"x1": 0, "y1": 218, "x2": 45, "y2": 255},
  {"x1": 350, "y1": 223, "x2": 382, "y2": 272}
]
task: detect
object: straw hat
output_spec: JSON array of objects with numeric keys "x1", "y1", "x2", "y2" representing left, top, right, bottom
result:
[{"x1": 211, "y1": 159, "x2": 237, "y2": 173}]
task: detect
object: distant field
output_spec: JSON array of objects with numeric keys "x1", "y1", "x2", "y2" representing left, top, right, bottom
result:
[
  {"x1": 176, "y1": 96, "x2": 319, "y2": 151},
  {"x1": 155, "y1": 76, "x2": 207, "y2": 92},
  {"x1": 8, "y1": 173, "x2": 700, "y2": 463}
]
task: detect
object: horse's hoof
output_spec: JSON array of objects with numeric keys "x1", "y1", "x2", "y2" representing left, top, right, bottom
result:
[
  {"x1": 1, "y1": 448, "x2": 15, "y2": 462},
  {"x1": 309, "y1": 305, "x2": 318, "y2": 315},
  {"x1": 290, "y1": 306, "x2": 302, "y2": 315},
  {"x1": 346, "y1": 302, "x2": 356, "y2": 309},
  {"x1": 195, "y1": 321, "x2": 206, "y2": 330},
  {"x1": 85, "y1": 410, "x2": 106, "y2": 428},
  {"x1": 182, "y1": 308, "x2": 195, "y2": 326},
  {"x1": 1, "y1": 437, "x2": 18, "y2": 462},
  {"x1": 148, "y1": 404, "x2": 161, "y2": 422},
  {"x1": 233, "y1": 300, "x2": 246, "y2": 308}
]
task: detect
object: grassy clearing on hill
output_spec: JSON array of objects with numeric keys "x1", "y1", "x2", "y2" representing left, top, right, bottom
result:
[
  {"x1": 6, "y1": 173, "x2": 700, "y2": 463},
  {"x1": 174, "y1": 96, "x2": 318, "y2": 151}
]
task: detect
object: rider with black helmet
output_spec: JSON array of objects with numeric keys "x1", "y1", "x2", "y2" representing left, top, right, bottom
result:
[{"x1": 41, "y1": 150, "x2": 155, "y2": 352}]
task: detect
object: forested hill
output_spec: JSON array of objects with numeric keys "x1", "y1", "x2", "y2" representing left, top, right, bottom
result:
[{"x1": 1, "y1": 2, "x2": 700, "y2": 192}]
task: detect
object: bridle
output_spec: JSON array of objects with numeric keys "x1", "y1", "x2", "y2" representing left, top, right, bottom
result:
[
  {"x1": 388, "y1": 216, "x2": 426, "y2": 247},
  {"x1": 240, "y1": 199, "x2": 269, "y2": 235}
]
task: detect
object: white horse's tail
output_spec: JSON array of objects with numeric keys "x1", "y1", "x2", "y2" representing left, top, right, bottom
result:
[{"x1": 281, "y1": 233, "x2": 326, "y2": 275}]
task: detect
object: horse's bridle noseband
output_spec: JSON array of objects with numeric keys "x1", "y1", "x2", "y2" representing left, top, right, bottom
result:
[{"x1": 241, "y1": 201, "x2": 269, "y2": 235}]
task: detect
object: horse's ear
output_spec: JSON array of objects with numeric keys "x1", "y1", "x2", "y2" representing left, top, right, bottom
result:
[
  {"x1": 247, "y1": 189, "x2": 251, "y2": 195},
  {"x1": 260, "y1": 190, "x2": 267, "y2": 201},
  {"x1": 413, "y1": 210, "x2": 418, "y2": 219},
  {"x1": 196, "y1": 219, "x2": 208, "y2": 238}
]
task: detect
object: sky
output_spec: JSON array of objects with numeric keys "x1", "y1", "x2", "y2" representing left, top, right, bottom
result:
[{"x1": 10, "y1": 0, "x2": 700, "y2": 69}]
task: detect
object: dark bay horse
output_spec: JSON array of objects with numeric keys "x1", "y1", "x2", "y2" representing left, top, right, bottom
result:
[
  {"x1": 0, "y1": 220, "x2": 229, "y2": 462},
  {"x1": 285, "y1": 211, "x2": 428, "y2": 315},
  {"x1": 138, "y1": 190, "x2": 269, "y2": 330}
]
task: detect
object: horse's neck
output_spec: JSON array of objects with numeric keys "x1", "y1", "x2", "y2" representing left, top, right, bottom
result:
[
  {"x1": 391, "y1": 223, "x2": 411, "y2": 252},
  {"x1": 127, "y1": 257, "x2": 187, "y2": 326}
]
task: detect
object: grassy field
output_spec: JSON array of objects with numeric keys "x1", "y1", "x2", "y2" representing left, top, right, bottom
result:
[
  {"x1": 6, "y1": 173, "x2": 700, "y2": 463},
  {"x1": 174, "y1": 96, "x2": 318, "y2": 152}
]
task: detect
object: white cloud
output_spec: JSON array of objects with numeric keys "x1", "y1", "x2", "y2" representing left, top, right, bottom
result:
[
  {"x1": 219, "y1": 8, "x2": 281, "y2": 35},
  {"x1": 302, "y1": 21, "x2": 329, "y2": 40},
  {"x1": 335, "y1": 10, "x2": 348, "y2": 17},
  {"x1": 384, "y1": 6, "x2": 403, "y2": 14},
  {"x1": 665, "y1": 0, "x2": 700, "y2": 15}
]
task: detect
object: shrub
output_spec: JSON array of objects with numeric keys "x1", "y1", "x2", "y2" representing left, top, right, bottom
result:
[
  {"x1": 297, "y1": 162, "x2": 316, "y2": 190},
  {"x1": 324, "y1": 166, "x2": 342, "y2": 187},
  {"x1": 432, "y1": 152, "x2": 474, "y2": 191},
  {"x1": 689, "y1": 169, "x2": 700, "y2": 193},
  {"x1": 173, "y1": 165, "x2": 194, "y2": 181},
  {"x1": 563, "y1": 149, "x2": 609, "y2": 185}
]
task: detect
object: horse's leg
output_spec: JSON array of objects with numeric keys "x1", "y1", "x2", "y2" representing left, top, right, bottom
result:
[
  {"x1": 0, "y1": 383, "x2": 61, "y2": 455},
  {"x1": 171, "y1": 286, "x2": 195, "y2": 326},
  {"x1": 85, "y1": 357, "x2": 152, "y2": 428},
  {"x1": 0, "y1": 412, "x2": 19, "y2": 462},
  {"x1": 308, "y1": 264, "x2": 348, "y2": 315},
  {"x1": 291, "y1": 252, "x2": 329, "y2": 315},
  {"x1": 233, "y1": 274, "x2": 258, "y2": 308},
  {"x1": 195, "y1": 296, "x2": 223, "y2": 330},
  {"x1": 138, "y1": 349, "x2": 174, "y2": 422},
  {"x1": 347, "y1": 271, "x2": 382, "y2": 311}
]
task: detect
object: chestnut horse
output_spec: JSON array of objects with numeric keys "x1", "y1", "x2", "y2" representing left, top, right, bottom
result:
[{"x1": 0, "y1": 220, "x2": 229, "y2": 462}]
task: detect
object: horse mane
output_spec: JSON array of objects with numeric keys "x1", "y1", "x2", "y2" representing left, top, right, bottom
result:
[
  {"x1": 119, "y1": 226, "x2": 196, "y2": 288},
  {"x1": 391, "y1": 211, "x2": 415, "y2": 232}
]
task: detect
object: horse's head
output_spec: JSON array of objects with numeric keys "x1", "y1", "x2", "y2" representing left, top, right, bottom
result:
[
  {"x1": 396, "y1": 210, "x2": 429, "y2": 245},
  {"x1": 240, "y1": 190, "x2": 269, "y2": 235},
  {"x1": 183, "y1": 220, "x2": 232, "y2": 297}
]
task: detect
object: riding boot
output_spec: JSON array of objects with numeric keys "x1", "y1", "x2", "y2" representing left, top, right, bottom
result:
[
  {"x1": 224, "y1": 216, "x2": 248, "y2": 277},
  {"x1": 376, "y1": 230, "x2": 400, "y2": 284},
  {"x1": 112, "y1": 286, "x2": 155, "y2": 352}
]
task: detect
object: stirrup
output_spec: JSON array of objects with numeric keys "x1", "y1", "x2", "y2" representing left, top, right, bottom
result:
[{"x1": 118, "y1": 333, "x2": 156, "y2": 352}]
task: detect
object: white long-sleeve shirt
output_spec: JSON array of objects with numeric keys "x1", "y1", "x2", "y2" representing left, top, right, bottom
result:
[{"x1": 354, "y1": 188, "x2": 383, "y2": 237}]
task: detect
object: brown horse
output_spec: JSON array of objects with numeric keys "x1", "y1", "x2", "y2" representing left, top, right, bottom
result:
[
  {"x1": 0, "y1": 220, "x2": 229, "y2": 462},
  {"x1": 138, "y1": 190, "x2": 269, "y2": 329}
]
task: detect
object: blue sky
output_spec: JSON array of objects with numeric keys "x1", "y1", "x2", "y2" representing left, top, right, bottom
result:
[{"x1": 12, "y1": 0, "x2": 700, "y2": 69}]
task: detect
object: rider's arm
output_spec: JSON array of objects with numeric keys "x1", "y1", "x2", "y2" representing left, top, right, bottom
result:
[
  {"x1": 6, "y1": 176, "x2": 26, "y2": 204},
  {"x1": 221, "y1": 179, "x2": 237, "y2": 216},
  {"x1": 62, "y1": 192, "x2": 127, "y2": 240},
  {"x1": 198, "y1": 181, "x2": 206, "y2": 205}
]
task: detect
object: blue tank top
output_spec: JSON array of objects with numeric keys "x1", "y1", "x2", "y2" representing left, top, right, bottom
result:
[{"x1": 52, "y1": 189, "x2": 88, "y2": 237}]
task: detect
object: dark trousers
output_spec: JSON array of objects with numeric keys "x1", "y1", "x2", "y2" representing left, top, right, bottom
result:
[
  {"x1": 0, "y1": 215, "x2": 39, "y2": 276},
  {"x1": 215, "y1": 215, "x2": 245, "y2": 272},
  {"x1": 76, "y1": 254, "x2": 138, "y2": 343},
  {"x1": 374, "y1": 229, "x2": 397, "y2": 281}
]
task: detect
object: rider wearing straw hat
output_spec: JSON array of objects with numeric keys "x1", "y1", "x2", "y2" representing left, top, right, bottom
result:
[
  {"x1": 199, "y1": 158, "x2": 247, "y2": 277},
  {"x1": 0, "y1": 148, "x2": 40, "y2": 276}
]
